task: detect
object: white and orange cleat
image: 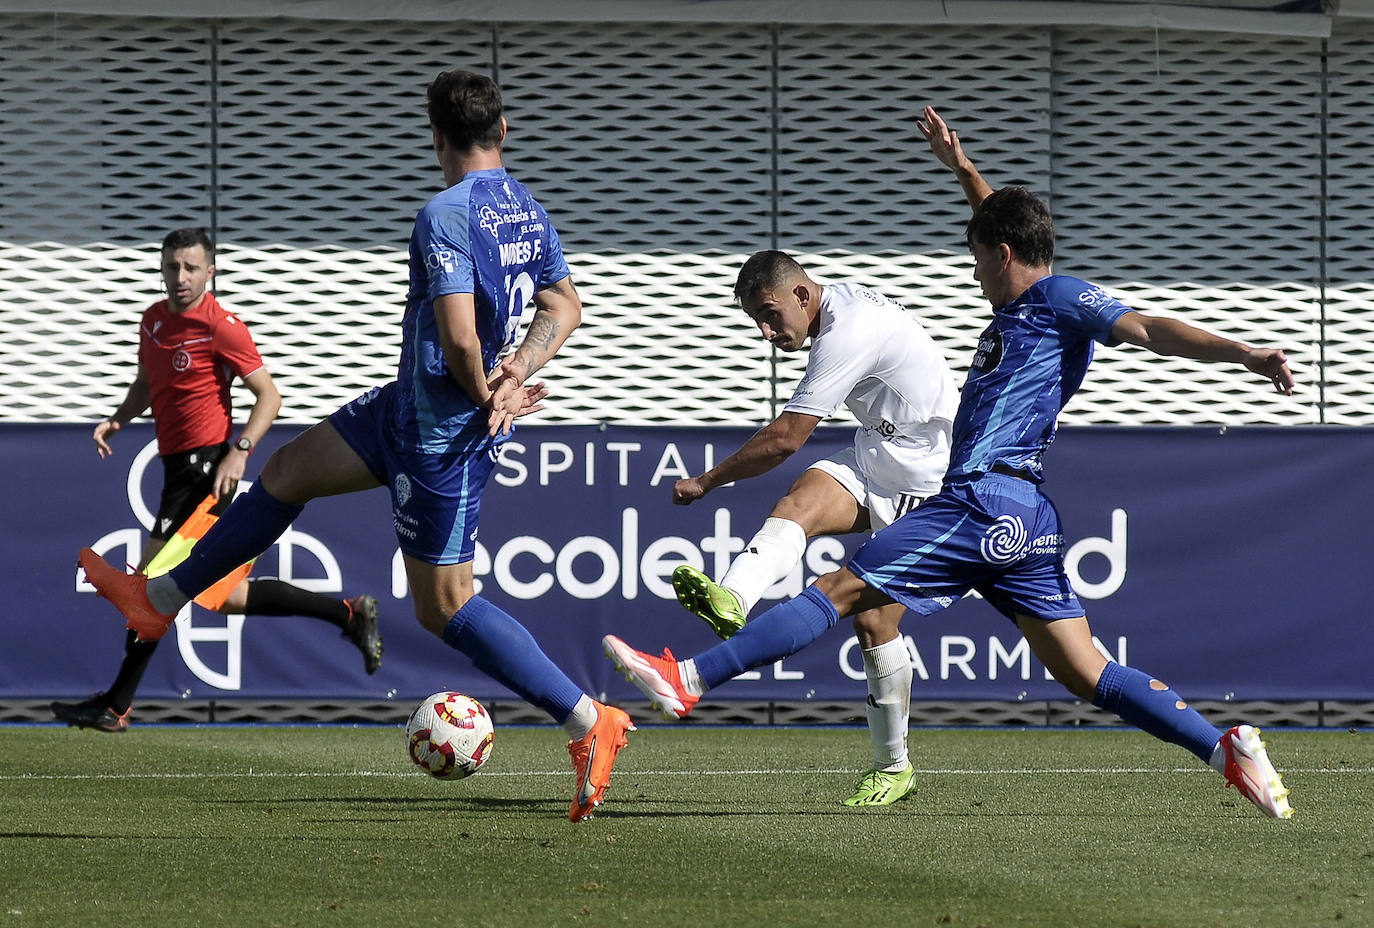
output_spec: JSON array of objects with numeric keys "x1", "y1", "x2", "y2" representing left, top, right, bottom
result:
[
  {"x1": 602, "y1": 635, "x2": 700, "y2": 721},
  {"x1": 78, "y1": 547, "x2": 176, "y2": 642},
  {"x1": 1219, "y1": 724, "x2": 1293, "y2": 819},
  {"x1": 567, "y1": 701, "x2": 635, "y2": 823}
]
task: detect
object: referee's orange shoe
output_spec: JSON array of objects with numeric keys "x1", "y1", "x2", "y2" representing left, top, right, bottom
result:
[{"x1": 78, "y1": 547, "x2": 177, "y2": 642}]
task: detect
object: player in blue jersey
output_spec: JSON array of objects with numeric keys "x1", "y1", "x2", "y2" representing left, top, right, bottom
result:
[
  {"x1": 79, "y1": 69, "x2": 634, "y2": 823},
  {"x1": 605, "y1": 106, "x2": 1296, "y2": 818}
]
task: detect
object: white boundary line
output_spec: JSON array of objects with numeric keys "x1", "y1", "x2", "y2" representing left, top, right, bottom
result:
[{"x1": 2, "y1": 766, "x2": 1371, "y2": 781}]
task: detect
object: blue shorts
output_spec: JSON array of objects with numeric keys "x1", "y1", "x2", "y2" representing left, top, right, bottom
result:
[
  {"x1": 848, "y1": 473, "x2": 1084, "y2": 622},
  {"x1": 329, "y1": 382, "x2": 498, "y2": 565}
]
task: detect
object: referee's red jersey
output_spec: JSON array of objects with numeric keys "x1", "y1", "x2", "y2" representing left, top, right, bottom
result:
[{"x1": 139, "y1": 292, "x2": 265, "y2": 455}]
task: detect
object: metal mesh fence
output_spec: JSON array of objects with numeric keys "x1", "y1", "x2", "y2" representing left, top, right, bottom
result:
[{"x1": 1, "y1": 15, "x2": 1367, "y2": 429}]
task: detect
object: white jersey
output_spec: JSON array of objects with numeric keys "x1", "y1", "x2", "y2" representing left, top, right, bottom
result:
[{"x1": 784, "y1": 282, "x2": 958, "y2": 497}]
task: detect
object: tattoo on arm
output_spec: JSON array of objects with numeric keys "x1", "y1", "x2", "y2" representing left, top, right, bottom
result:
[
  {"x1": 512, "y1": 311, "x2": 560, "y2": 380},
  {"x1": 546, "y1": 277, "x2": 577, "y2": 300}
]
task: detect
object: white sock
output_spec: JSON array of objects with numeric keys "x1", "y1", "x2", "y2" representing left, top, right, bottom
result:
[
  {"x1": 146, "y1": 574, "x2": 190, "y2": 615},
  {"x1": 679, "y1": 659, "x2": 706, "y2": 697},
  {"x1": 719, "y1": 517, "x2": 807, "y2": 615},
  {"x1": 1208, "y1": 737, "x2": 1227, "y2": 774},
  {"x1": 863, "y1": 637, "x2": 913, "y2": 771},
  {"x1": 562, "y1": 694, "x2": 600, "y2": 740}
]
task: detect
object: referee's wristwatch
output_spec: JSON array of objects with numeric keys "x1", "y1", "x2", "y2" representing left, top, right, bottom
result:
[{"x1": 234, "y1": 436, "x2": 254, "y2": 455}]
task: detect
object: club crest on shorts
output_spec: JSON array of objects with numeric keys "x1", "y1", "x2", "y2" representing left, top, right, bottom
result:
[
  {"x1": 980, "y1": 514, "x2": 1028, "y2": 565},
  {"x1": 395, "y1": 472, "x2": 412, "y2": 507}
]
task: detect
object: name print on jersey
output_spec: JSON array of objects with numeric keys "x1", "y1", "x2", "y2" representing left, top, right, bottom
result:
[{"x1": 498, "y1": 237, "x2": 543, "y2": 267}]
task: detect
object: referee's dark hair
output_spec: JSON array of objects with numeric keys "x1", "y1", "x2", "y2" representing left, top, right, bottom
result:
[
  {"x1": 161, "y1": 227, "x2": 215, "y2": 261},
  {"x1": 427, "y1": 69, "x2": 504, "y2": 152},
  {"x1": 734, "y1": 250, "x2": 805, "y2": 307},
  {"x1": 966, "y1": 186, "x2": 1055, "y2": 268}
]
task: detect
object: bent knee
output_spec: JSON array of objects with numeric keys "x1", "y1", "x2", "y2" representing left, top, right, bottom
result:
[
  {"x1": 853, "y1": 604, "x2": 903, "y2": 648},
  {"x1": 411, "y1": 580, "x2": 475, "y2": 639}
]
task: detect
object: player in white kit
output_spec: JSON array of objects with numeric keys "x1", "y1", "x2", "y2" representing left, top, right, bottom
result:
[{"x1": 670, "y1": 250, "x2": 959, "y2": 805}]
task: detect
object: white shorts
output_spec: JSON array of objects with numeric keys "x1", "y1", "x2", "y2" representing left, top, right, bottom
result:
[{"x1": 806, "y1": 446, "x2": 930, "y2": 530}]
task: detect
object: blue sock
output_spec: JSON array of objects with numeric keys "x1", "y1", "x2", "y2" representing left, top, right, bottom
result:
[
  {"x1": 1092, "y1": 661, "x2": 1221, "y2": 764},
  {"x1": 169, "y1": 482, "x2": 303, "y2": 599},
  {"x1": 694, "y1": 585, "x2": 840, "y2": 690},
  {"x1": 443, "y1": 596, "x2": 584, "y2": 724}
]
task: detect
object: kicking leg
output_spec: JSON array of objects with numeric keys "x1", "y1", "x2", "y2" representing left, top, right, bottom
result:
[
  {"x1": 607, "y1": 566, "x2": 890, "y2": 719},
  {"x1": 675, "y1": 468, "x2": 864, "y2": 638},
  {"x1": 158, "y1": 419, "x2": 381, "y2": 607},
  {"x1": 1018, "y1": 613, "x2": 1291, "y2": 818}
]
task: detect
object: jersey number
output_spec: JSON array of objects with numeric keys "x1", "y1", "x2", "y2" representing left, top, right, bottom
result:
[{"x1": 502, "y1": 271, "x2": 535, "y2": 346}]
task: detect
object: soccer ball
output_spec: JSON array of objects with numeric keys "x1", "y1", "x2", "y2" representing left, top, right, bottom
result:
[{"x1": 405, "y1": 691, "x2": 494, "y2": 780}]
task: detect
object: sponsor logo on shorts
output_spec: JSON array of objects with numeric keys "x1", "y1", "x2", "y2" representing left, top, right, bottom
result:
[
  {"x1": 901, "y1": 584, "x2": 956, "y2": 609},
  {"x1": 394, "y1": 510, "x2": 419, "y2": 540},
  {"x1": 356, "y1": 386, "x2": 380, "y2": 406},
  {"x1": 980, "y1": 515, "x2": 1028, "y2": 565},
  {"x1": 395, "y1": 472, "x2": 412, "y2": 508}
]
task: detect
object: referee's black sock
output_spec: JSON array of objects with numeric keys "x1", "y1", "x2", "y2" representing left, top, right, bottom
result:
[
  {"x1": 242, "y1": 578, "x2": 350, "y2": 629},
  {"x1": 106, "y1": 630, "x2": 157, "y2": 713}
]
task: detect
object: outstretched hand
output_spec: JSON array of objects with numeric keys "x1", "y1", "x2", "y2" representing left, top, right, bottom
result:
[
  {"x1": 1244, "y1": 348, "x2": 1296, "y2": 395},
  {"x1": 92, "y1": 419, "x2": 121, "y2": 459},
  {"x1": 917, "y1": 106, "x2": 971, "y2": 172}
]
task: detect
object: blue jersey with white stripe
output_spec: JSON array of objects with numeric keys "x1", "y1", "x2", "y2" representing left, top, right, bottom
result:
[
  {"x1": 394, "y1": 167, "x2": 569, "y2": 454},
  {"x1": 946, "y1": 275, "x2": 1130, "y2": 483}
]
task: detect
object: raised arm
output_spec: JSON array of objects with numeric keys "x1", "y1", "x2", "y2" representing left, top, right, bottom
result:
[
  {"x1": 1110, "y1": 310, "x2": 1295, "y2": 395},
  {"x1": 672, "y1": 411, "x2": 822, "y2": 505},
  {"x1": 917, "y1": 106, "x2": 994, "y2": 210}
]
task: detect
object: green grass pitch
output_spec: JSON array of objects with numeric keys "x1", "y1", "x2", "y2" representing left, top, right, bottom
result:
[{"x1": 3, "y1": 725, "x2": 1372, "y2": 928}]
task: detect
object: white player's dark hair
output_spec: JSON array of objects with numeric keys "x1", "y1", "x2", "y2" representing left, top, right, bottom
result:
[{"x1": 734, "y1": 250, "x2": 804, "y2": 306}]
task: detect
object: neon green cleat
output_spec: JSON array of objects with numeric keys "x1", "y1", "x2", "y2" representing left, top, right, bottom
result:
[
  {"x1": 671, "y1": 565, "x2": 746, "y2": 639},
  {"x1": 842, "y1": 764, "x2": 918, "y2": 807}
]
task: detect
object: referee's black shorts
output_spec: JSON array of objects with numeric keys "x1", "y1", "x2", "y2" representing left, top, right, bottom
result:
[{"x1": 152, "y1": 441, "x2": 230, "y2": 541}]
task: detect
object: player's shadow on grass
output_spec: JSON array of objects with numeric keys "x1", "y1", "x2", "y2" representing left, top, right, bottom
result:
[
  {"x1": 204, "y1": 795, "x2": 558, "y2": 812},
  {"x1": 0, "y1": 832, "x2": 118, "y2": 840}
]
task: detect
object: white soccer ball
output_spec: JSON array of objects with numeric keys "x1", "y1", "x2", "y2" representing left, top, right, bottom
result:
[{"x1": 405, "y1": 691, "x2": 494, "y2": 780}]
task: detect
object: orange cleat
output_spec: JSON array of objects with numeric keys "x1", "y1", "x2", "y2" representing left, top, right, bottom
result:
[
  {"x1": 567, "y1": 701, "x2": 635, "y2": 823},
  {"x1": 602, "y1": 635, "x2": 701, "y2": 720},
  {"x1": 78, "y1": 547, "x2": 176, "y2": 642}
]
